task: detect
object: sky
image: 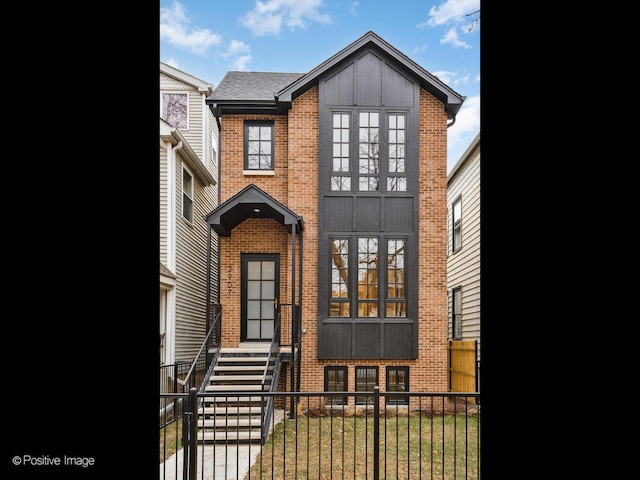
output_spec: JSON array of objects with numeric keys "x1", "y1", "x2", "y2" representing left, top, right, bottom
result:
[{"x1": 160, "y1": 0, "x2": 480, "y2": 174}]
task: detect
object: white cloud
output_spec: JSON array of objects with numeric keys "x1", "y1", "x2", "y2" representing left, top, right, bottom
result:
[
  {"x1": 223, "y1": 40, "x2": 251, "y2": 58},
  {"x1": 232, "y1": 55, "x2": 253, "y2": 71},
  {"x1": 447, "y1": 94, "x2": 480, "y2": 151},
  {"x1": 417, "y1": 0, "x2": 480, "y2": 48},
  {"x1": 160, "y1": 1, "x2": 222, "y2": 55},
  {"x1": 240, "y1": 0, "x2": 332, "y2": 37}
]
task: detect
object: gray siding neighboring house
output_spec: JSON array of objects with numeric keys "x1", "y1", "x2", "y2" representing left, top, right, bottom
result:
[
  {"x1": 447, "y1": 132, "x2": 481, "y2": 375},
  {"x1": 160, "y1": 62, "x2": 220, "y2": 365}
]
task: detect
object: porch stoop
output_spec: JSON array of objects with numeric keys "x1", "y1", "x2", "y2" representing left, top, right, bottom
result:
[{"x1": 198, "y1": 346, "x2": 272, "y2": 443}]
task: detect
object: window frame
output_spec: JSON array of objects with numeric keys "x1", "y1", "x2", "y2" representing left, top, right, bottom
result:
[
  {"x1": 329, "y1": 236, "x2": 407, "y2": 319},
  {"x1": 355, "y1": 366, "x2": 378, "y2": 405},
  {"x1": 452, "y1": 195, "x2": 462, "y2": 253},
  {"x1": 324, "y1": 366, "x2": 348, "y2": 405},
  {"x1": 244, "y1": 120, "x2": 275, "y2": 171},
  {"x1": 385, "y1": 366, "x2": 409, "y2": 405},
  {"x1": 161, "y1": 91, "x2": 189, "y2": 130},
  {"x1": 452, "y1": 286, "x2": 462, "y2": 340},
  {"x1": 182, "y1": 166, "x2": 194, "y2": 223}
]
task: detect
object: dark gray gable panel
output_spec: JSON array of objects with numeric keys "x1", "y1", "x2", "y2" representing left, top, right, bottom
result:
[
  {"x1": 323, "y1": 64, "x2": 354, "y2": 106},
  {"x1": 382, "y1": 63, "x2": 415, "y2": 107},
  {"x1": 355, "y1": 52, "x2": 382, "y2": 106}
]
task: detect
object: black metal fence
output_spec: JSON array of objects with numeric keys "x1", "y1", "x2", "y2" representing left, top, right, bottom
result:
[{"x1": 159, "y1": 389, "x2": 480, "y2": 479}]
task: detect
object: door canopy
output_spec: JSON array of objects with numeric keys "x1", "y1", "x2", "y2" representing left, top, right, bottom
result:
[{"x1": 204, "y1": 184, "x2": 304, "y2": 237}]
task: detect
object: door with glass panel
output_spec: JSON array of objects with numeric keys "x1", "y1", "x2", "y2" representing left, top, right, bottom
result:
[{"x1": 241, "y1": 254, "x2": 280, "y2": 341}]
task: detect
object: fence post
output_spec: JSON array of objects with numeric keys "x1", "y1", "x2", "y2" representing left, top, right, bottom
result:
[
  {"x1": 373, "y1": 386, "x2": 380, "y2": 480},
  {"x1": 188, "y1": 387, "x2": 197, "y2": 480}
]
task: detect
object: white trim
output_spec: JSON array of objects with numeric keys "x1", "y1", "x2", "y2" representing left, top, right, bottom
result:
[{"x1": 243, "y1": 170, "x2": 275, "y2": 176}]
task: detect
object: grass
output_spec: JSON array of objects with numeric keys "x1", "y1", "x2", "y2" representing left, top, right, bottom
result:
[
  {"x1": 247, "y1": 409, "x2": 479, "y2": 480},
  {"x1": 159, "y1": 420, "x2": 183, "y2": 463}
]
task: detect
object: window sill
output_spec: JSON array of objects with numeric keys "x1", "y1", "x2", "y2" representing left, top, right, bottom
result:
[{"x1": 243, "y1": 170, "x2": 275, "y2": 176}]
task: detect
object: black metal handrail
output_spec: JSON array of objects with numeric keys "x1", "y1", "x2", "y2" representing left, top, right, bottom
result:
[{"x1": 177, "y1": 304, "x2": 221, "y2": 392}]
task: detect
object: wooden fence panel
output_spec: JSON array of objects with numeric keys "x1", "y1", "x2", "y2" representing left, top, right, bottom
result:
[{"x1": 448, "y1": 340, "x2": 477, "y2": 393}]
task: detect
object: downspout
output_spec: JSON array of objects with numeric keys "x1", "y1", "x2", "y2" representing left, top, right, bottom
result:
[{"x1": 447, "y1": 116, "x2": 456, "y2": 128}]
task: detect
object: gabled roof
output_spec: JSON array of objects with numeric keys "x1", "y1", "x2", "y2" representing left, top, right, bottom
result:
[
  {"x1": 160, "y1": 62, "x2": 214, "y2": 94},
  {"x1": 207, "y1": 31, "x2": 464, "y2": 119},
  {"x1": 204, "y1": 184, "x2": 304, "y2": 237}
]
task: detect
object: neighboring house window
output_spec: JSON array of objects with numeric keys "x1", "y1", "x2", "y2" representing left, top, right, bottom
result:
[
  {"x1": 162, "y1": 92, "x2": 188, "y2": 129},
  {"x1": 387, "y1": 113, "x2": 407, "y2": 191},
  {"x1": 355, "y1": 366, "x2": 378, "y2": 405},
  {"x1": 358, "y1": 111, "x2": 380, "y2": 191},
  {"x1": 452, "y1": 287, "x2": 462, "y2": 339},
  {"x1": 331, "y1": 113, "x2": 351, "y2": 191},
  {"x1": 182, "y1": 167, "x2": 194, "y2": 223},
  {"x1": 452, "y1": 196, "x2": 462, "y2": 252},
  {"x1": 245, "y1": 121, "x2": 274, "y2": 170},
  {"x1": 386, "y1": 366, "x2": 409, "y2": 405},
  {"x1": 325, "y1": 366, "x2": 348, "y2": 405},
  {"x1": 329, "y1": 237, "x2": 406, "y2": 318}
]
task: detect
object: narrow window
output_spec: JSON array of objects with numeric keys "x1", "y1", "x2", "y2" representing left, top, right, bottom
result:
[
  {"x1": 325, "y1": 366, "x2": 348, "y2": 405},
  {"x1": 358, "y1": 112, "x2": 379, "y2": 191},
  {"x1": 182, "y1": 167, "x2": 193, "y2": 222},
  {"x1": 357, "y1": 237, "x2": 378, "y2": 317},
  {"x1": 331, "y1": 113, "x2": 351, "y2": 190},
  {"x1": 386, "y1": 366, "x2": 409, "y2": 405},
  {"x1": 452, "y1": 196, "x2": 462, "y2": 252},
  {"x1": 245, "y1": 121, "x2": 274, "y2": 170},
  {"x1": 386, "y1": 239, "x2": 406, "y2": 317},
  {"x1": 162, "y1": 92, "x2": 188, "y2": 129},
  {"x1": 355, "y1": 366, "x2": 378, "y2": 405},
  {"x1": 330, "y1": 239, "x2": 350, "y2": 317},
  {"x1": 387, "y1": 114, "x2": 407, "y2": 191},
  {"x1": 452, "y1": 287, "x2": 462, "y2": 339}
]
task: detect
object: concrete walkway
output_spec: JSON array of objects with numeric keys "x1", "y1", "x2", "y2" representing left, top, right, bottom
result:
[{"x1": 160, "y1": 409, "x2": 285, "y2": 480}]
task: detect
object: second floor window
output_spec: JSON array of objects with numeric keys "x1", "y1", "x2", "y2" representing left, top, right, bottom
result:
[
  {"x1": 245, "y1": 121, "x2": 274, "y2": 171},
  {"x1": 452, "y1": 196, "x2": 462, "y2": 252},
  {"x1": 182, "y1": 167, "x2": 193, "y2": 223},
  {"x1": 162, "y1": 92, "x2": 188, "y2": 129}
]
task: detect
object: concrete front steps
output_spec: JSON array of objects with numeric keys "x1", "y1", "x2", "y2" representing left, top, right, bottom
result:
[{"x1": 198, "y1": 346, "x2": 273, "y2": 443}]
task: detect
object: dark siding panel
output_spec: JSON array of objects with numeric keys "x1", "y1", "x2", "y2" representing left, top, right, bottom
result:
[
  {"x1": 355, "y1": 197, "x2": 381, "y2": 231},
  {"x1": 324, "y1": 196, "x2": 353, "y2": 231},
  {"x1": 318, "y1": 323, "x2": 352, "y2": 359},
  {"x1": 354, "y1": 322, "x2": 380, "y2": 358},
  {"x1": 355, "y1": 52, "x2": 382, "y2": 106},
  {"x1": 323, "y1": 64, "x2": 354, "y2": 106},
  {"x1": 384, "y1": 197, "x2": 414, "y2": 231},
  {"x1": 382, "y1": 64, "x2": 415, "y2": 107},
  {"x1": 383, "y1": 322, "x2": 415, "y2": 358}
]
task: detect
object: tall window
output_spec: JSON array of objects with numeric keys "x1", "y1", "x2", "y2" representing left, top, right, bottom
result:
[
  {"x1": 331, "y1": 113, "x2": 351, "y2": 190},
  {"x1": 330, "y1": 239, "x2": 350, "y2": 317},
  {"x1": 245, "y1": 121, "x2": 274, "y2": 171},
  {"x1": 325, "y1": 366, "x2": 348, "y2": 405},
  {"x1": 452, "y1": 196, "x2": 462, "y2": 252},
  {"x1": 386, "y1": 366, "x2": 409, "y2": 405},
  {"x1": 452, "y1": 287, "x2": 462, "y2": 339},
  {"x1": 355, "y1": 366, "x2": 378, "y2": 405},
  {"x1": 387, "y1": 114, "x2": 407, "y2": 191},
  {"x1": 358, "y1": 112, "x2": 380, "y2": 191},
  {"x1": 329, "y1": 237, "x2": 406, "y2": 318},
  {"x1": 162, "y1": 92, "x2": 188, "y2": 129},
  {"x1": 182, "y1": 167, "x2": 193, "y2": 222}
]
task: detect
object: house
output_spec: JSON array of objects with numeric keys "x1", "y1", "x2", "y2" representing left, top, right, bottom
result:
[
  {"x1": 159, "y1": 62, "x2": 220, "y2": 367},
  {"x1": 203, "y1": 31, "x2": 465, "y2": 406},
  {"x1": 447, "y1": 132, "x2": 481, "y2": 392}
]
